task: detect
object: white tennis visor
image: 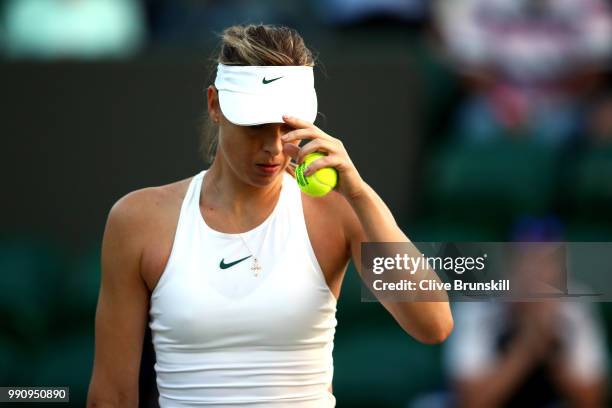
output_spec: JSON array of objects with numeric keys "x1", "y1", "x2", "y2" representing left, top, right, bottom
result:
[{"x1": 214, "y1": 63, "x2": 318, "y2": 126}]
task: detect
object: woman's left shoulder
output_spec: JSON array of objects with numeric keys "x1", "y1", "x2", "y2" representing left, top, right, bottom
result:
[{"x1": 301, "y1": 190, "x2": 356, "y2": 229}]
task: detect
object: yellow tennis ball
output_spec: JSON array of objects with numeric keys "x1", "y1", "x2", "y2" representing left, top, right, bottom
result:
[{"x1": 295, "y1": 152, "x2": 338, "y2": 197}]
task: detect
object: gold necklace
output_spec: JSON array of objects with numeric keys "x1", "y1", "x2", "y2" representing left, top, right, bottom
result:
[
  {"x1": 232, "y1": 195, "x2": 278, "y2": 277},
  {"x1": 236, "y1": 233, "x2": 263, "y2": 277},
  {"x1": 205, "y1": 172, "x2": 281, "y2": 277}
]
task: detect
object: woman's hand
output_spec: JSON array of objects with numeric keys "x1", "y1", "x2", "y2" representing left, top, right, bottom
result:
[{"x1": 281, "y1": 115, "x2": 366, "y2": 200}]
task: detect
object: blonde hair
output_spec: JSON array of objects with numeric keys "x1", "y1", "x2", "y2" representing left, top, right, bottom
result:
[{"x1": 199, "y1": 24, "x2": 316, "y2": 176}]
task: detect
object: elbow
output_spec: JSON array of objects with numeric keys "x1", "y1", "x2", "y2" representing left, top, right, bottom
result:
[
  {"x1": 390, "y1": 301, "x2": 454, "y2": 345},
  {"x1": 413, "y1": 314, "x2": 454, "y2": 345}
]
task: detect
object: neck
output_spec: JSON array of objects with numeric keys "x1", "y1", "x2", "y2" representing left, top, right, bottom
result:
[{"x1": 202, "y1": 159, "x2": 283, "y2": 219}]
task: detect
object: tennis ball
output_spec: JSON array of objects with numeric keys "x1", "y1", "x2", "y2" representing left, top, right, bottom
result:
[{"x1": 295, "y1": 152, "x2": 338, "y2": 197}]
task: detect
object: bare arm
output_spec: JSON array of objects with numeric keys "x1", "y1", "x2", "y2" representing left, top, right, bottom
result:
[
  {"x1": 87, "y1": 192, "x2": 152, "y2": 407},
  {"x1": 279, "y1": 115, "x2": 453, "y2": 344},
  {"x1": 344, "y1": 183, "x2": 454, "y2": 344}
]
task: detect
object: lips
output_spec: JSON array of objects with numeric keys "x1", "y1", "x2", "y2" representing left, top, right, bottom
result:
[{"x1": 256, "y1": 163, "x2": 281, "y2": 175}]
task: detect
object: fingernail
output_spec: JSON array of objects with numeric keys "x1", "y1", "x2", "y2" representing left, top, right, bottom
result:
[
  {"x1": 281, "y1": 135, "x2": 288, "y2": 141},
  {"x1": 304, "y1": 167, "x2": 311, "y2": 176}
]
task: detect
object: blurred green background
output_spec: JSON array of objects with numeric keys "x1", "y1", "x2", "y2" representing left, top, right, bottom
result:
[{"x1": 1, "y1": 0, "x2": 612, "y2": 407}]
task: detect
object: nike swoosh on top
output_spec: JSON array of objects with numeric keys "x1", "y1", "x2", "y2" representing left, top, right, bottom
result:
[
  {"x1": 262, "y1": 76, "x2": 283, "y2": 84},
  {"x1": 219, "y1": 255, "x2": 252, "y2": 269}
]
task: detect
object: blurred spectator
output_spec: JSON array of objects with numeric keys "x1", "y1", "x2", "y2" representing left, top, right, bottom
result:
[
  {"x1": 446, "y1": 300, "x2": 608, "y2": 407},
  {"x1": 434, "y1": 0, "x2": 612, "y2": 145},
  {"x1": 443, "y1": 217, "x2": 608, "y2": 407},
  {"x1": 2, "y1": 0, "x2": 145, "y2": 59}
]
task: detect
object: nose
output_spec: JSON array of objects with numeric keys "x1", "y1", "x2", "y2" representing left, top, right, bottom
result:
[{"x1": 262, "y1": 124, "x2": 289, "y2": 156}]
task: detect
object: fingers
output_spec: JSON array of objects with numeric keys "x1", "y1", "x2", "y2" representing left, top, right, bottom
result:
[
  {"x1": 295, "y1": 139, "x2": 323, "y2": 164},
  {"x1": 284, "y1": 139, "x2": 333, "y2": 166},
  {"x1": 282, "y1": 143, "x2": 300, "y2": 161},
  {"x1": 281, "y1": 128, "x2": 315, "y2": 143},
  {"x1": 303, "y1": 155, "x2": 340, "y2": 176},
  {"x1": 294, "y1": 139, "x2": 335, "y2": 165},
  {"x1": 282, "y1": 115, "x2": 315, "y2": 130},
  {"x1": 281, "y1": 116, "x2": 333, "y2": 144},
  {"x1": 280, "y1": 117, "x2": 343, "y2": 173}
]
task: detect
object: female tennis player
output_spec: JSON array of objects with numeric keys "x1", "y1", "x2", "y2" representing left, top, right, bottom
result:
[{"x1": 87, "y1": 24, "x2": 453, "y2": 407}]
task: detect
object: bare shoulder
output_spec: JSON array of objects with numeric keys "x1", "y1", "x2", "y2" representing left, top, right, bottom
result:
[
  {"x1": 109, "y1": 177, "x2": 191, "y2": 225},
  {"x1": 105, "y1": 176, "x2": 193, "y2": 251},
  {"x1": 302, "y1": 189, "x2": 359, "y2": 234},
  {"x1": 301, "y1": 189, "x2": 357, "y2": 249},
  {"x1": 104, "y1": 175, "x2": 195, "y2": 291},
  {"x1": 301, "y1": 189, "x2": 351, "y2": 213}
]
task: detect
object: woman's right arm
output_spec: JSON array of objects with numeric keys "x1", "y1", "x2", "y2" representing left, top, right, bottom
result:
[{"x1": 87, "y1": 192, "x2": 152, "y2": 407}]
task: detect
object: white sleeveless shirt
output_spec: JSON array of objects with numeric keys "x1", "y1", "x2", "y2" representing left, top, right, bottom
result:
[{"x1": 149, "y1": 169, "x2": 338, "y2": 407}]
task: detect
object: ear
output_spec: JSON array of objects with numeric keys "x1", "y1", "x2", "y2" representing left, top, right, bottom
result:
[{"x1": 207, "y1": 85, "x2": 220, "y2": 123}]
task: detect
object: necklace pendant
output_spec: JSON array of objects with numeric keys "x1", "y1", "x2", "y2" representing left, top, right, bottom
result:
[{"x1": 251, "y1": 258, "x2": 262, "y2": 277}]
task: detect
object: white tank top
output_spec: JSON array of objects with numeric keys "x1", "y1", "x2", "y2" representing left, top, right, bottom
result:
[{"x1": 149, "y1": 169, "x2": 338, "y2": 407}]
